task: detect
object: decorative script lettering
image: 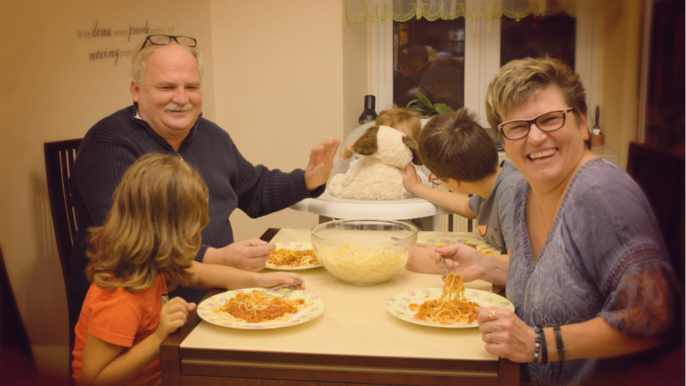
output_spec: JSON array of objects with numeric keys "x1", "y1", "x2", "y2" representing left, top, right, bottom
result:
[{"x1": 77, "y1": 21, "x2": 175, "y2": 66}]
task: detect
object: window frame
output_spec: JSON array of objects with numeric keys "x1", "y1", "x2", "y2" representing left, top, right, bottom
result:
[{"x1": 371, "y1": 1, "x2": 600, "y2": 130}]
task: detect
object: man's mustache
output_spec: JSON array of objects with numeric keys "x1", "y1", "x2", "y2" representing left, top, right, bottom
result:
[{"x1": 165, "y1": 102, "x2": 193, "y2": 112}]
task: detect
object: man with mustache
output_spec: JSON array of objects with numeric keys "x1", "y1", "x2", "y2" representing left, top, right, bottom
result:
[{"x1": 67, "y1": 35, "x2": 339, "y2": 323}]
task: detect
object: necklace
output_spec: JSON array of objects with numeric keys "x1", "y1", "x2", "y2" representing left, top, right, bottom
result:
[
  {"x1": 532, "y1": 191, "x2": 563, "y2": 242},
  {"x1": 536, "y1": 199, "x2": 554, "y2": 242}
]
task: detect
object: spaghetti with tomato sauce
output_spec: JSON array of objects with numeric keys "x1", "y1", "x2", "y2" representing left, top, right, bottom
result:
[
  {"x1": 268, "y1": 248, "x2": 320, "y2": 268},
  {"x1": 409, "y1": 273, "x2": 479, "y2": 325},
  {"x1": 216, "y1": 291, "x2": 308, "y2": 323}
]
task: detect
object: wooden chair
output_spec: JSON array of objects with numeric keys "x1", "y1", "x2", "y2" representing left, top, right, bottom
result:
[
  {"x1": 44, "y1": 138, "x2": 82, "y2": 384},
  {"x1": 44, "y1": 139, "x2": 81, "y2": 285},
  {"x1": 626, "y1": 141, "x2": 685, "y2": 292}
]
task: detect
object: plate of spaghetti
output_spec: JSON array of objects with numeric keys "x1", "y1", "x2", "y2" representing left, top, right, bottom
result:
[
  {"x1": 387, "y1": 273, "x2": 513, "y2": 328},
  {"x1": 266, "y1": 242, "x2": 322, "y2": 270},
  {"x1": 197, "y1": 288, "x2": 323, "y2": 329},
  {"x1": 416, "y1": 237, "x2": 501, "y2": 255}
]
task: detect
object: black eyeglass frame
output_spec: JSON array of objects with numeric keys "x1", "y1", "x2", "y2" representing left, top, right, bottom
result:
[
  {"x1": 140, "y1": 35, "x2": 197, "y2": 50},
  {"x1": 497, "y1": 108, "x2": 574, "y2": 140}
]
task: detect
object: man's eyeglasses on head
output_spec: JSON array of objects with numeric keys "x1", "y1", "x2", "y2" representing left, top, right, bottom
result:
[
  {"x1": 497, "y1": 108, "x2": 574, "y2": 140},
  {"x1": 429, "y1": 173, "x2": 442, "y2": 186},
  {"x1": 141, "y1": 35, "x2": 197, "y2": 50}
]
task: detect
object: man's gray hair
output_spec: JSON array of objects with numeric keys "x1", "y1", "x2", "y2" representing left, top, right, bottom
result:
[{"x1": 130, "y1": 41, "x2": 204, "y2": 86}]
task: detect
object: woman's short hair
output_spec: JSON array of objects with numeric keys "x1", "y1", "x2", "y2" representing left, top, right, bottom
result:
[
  {"x1": 86, "y1": 153, "x2": 210, "y2": 292},
  {"x1": 130, "y1": 40, "x2": 204, "y2": 86},
  {"x1": 375, "y1": 108, "x2": 423, "y2": 142},
  {"x1": 419, "y1": 108, "x2": 498, "y2": 183},
  {"x1": 485, "y1": 57, "x2": 587, "y2": 142}
]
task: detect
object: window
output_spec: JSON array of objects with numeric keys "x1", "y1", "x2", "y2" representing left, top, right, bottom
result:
[
  {"x1": 393, "y1": 18, "x2": 466, "y2": 110},
  {"x1": 372, "y1": 4, "x2": 599, "y2": 129}
]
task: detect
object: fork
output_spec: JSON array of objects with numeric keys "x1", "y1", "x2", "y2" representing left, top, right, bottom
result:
[{"x1": 267, "y1": 279, "x2": 303, "y2": 291}]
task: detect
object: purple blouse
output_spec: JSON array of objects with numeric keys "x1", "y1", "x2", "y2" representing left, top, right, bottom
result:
[{"x1": 506, "y1": 158, "x2": 679, "y2": 385}]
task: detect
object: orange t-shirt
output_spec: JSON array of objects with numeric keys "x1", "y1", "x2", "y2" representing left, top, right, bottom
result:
[{"x1": 72, "y1": 274, "x2": 168, "y2": 385}]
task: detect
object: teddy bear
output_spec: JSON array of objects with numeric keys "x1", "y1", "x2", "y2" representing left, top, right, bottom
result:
[{"x1": 328, "y1": 125, "x2": 423, "y2": 200}]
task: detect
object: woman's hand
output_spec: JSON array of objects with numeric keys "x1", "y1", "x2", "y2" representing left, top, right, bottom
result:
[
  {"x1": 477, "y1": 307, "x2": 536, "y2": 363},
  {"x1": 340, "y1": 139, "x2": 358, "y2": 160},
  {"x1": 155, "y1": 297, "x2": 196, "y2": 341},
  {"x1": 432, "y1": 242, "x2": 485, "y2": 283},
  {"x1": 206, "y1": 239, "x2": 275, "y2": 272},
  {"x1": 257, "y1": 272, "x2": 306, "y2": 290}
]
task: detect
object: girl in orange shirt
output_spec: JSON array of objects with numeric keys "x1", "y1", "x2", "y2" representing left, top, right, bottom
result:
[{"x1": 71, "y1": 153, "x2": 304, "y2": 385}]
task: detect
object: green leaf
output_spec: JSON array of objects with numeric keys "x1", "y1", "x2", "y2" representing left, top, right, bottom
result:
[
  {"x1": 409, "y1": 106, "x2": 426, "y2": 113},
  {"x1": 406, "y1": 99, "x2": 420, "y2": 108},
  {"x1": 433, "y1": 103, "x2": 454, "y2": 114},
  {"x1": 415, "y1": 91, "x2": 433, "y2": 108}
]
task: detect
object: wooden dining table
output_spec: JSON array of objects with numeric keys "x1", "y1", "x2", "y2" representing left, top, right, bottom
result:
[{"x1": 160, "y1": 228, "x2": 520, "y2": 386}]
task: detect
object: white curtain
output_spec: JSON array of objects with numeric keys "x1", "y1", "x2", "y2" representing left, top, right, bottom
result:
[{"x1": 345, "y1": 0, "x2": 622, "y2": 22}]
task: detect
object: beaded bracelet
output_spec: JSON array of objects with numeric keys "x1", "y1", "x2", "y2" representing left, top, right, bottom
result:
[
  {"x1": 539, "y1": 326, "x2": 548, "y2": 364},
  {"x1": 532, "y1": 326, "x2": 541, "y2": 364},
  {"x1": 554, "y1": 325, "x2": 566, "y2": 362}
]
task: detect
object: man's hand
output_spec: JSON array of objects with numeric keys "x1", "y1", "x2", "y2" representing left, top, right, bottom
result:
[
  {"x1": 304, "y1": 138, "x2": 341, "y2": 191},
  {"x1": 339, "y1": 139, "x2": 358, "y2": 160},
  {"x1": 399, "y1": 163, "x2": 422, "y2": 193},
  {"x1": 206, "y1": 238, "x2": 275, "y2": 272}
]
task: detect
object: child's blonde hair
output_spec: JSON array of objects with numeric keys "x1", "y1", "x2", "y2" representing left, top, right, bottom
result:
[
  {"x1": 86, "y1": 153, "x2": 210, "y2": 292},
  {"x1": 375, "y1": 108, "x2": 422, "y2": 142}
]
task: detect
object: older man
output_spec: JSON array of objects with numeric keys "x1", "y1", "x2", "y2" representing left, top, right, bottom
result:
[{"x1": 68, "y1": 35, "x2": 339, "y2": 318}]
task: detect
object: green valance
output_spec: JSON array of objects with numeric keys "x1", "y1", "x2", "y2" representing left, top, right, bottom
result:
[{"x1": 345, "y1": 0, "x2": 622, "y2": 22}]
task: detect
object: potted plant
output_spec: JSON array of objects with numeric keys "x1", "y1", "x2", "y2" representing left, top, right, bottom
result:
[{"x1": 406, "y1": 91, "x2": 455, "y2": 116}]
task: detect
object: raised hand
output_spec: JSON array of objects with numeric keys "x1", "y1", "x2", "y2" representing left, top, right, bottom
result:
[
  {"x1": 304, "y1": 138, "x2": 341, "y2": 191},
  {"x1": 398, "y1": 163, "x2": 422, "y2": 193},
  {"x1": 340, "y1": 139, "x2": 358, "y2": 160}
]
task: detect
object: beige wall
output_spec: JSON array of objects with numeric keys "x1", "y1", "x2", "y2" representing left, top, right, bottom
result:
[
  {"x1": 0, "y1": 0, "x2": 214, "y2": 377},
  {"x1": 599, "y1": 1, "x2": 643, "y2": 168},
  {"x1": 211, "y1": 0, "x2": 366, "y2": 242},
  {"x1": 0, "y1": 0, "x2": 366, "y2": 377}
]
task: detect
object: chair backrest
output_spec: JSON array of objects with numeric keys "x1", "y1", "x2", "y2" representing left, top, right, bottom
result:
[
  {"x1": 626, "y1": 141, "x2": 685, "y2": 292},
  {"x1": 44, "y1": 139, "x2": 82, "y2": 284}
]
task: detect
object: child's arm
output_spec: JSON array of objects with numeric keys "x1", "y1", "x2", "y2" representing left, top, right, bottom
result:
[
  {"x1": 400, "y1": 164, "x2": 476, "y2": 219},
  {"x1": 80, "y1": 297, "x2": 195, "y2": 385},
  {"x1": 181, "y1": 261, "x2": 305, "y2": 290},
  {"x1": 408, "y1": 244, "x2": 442, "y2": 274},
  {"x1": 331, "y1": 139, "x2": 357, "y2": 176}
]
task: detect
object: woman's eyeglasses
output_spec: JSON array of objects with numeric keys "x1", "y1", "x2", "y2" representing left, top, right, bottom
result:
[
  {"x1": 428, "y1": 173, "x2": 442, "y2": 186},
  {"x1": 141, "y1": 35, "x2": 197, "y2": 50},
  {"x1": 497, "y1": 108, "x2": 574, "y2": 140}
]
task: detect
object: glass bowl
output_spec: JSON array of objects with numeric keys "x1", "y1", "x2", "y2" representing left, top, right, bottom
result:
[{"x1": 310, "y1": 219, "x2": 418, "y2": 285}]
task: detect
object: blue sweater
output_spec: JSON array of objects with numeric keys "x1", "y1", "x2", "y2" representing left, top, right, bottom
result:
[{"x1": 69, "y1": 105, "x2": 324, "y2": 311}]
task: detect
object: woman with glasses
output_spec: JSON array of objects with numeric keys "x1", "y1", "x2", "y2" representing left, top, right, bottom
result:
[{"x1": 435, "y1": 57, "x2": 679, "y2": 385}]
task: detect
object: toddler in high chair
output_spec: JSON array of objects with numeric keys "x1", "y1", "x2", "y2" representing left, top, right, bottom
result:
[
  {"x1": 331, "y1": 107, "x2": 430, "y2": 184},
  {"x1": 71, "y1": 153, "x2": 303, "y2": 385}
]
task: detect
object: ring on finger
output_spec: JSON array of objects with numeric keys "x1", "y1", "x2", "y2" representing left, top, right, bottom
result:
[
  {"x1": 486, "y1": 333, "x2": 493, "y2": 343},
  {"x1": 488, "y1": 310, "x2": 497, "y2": 321}
]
